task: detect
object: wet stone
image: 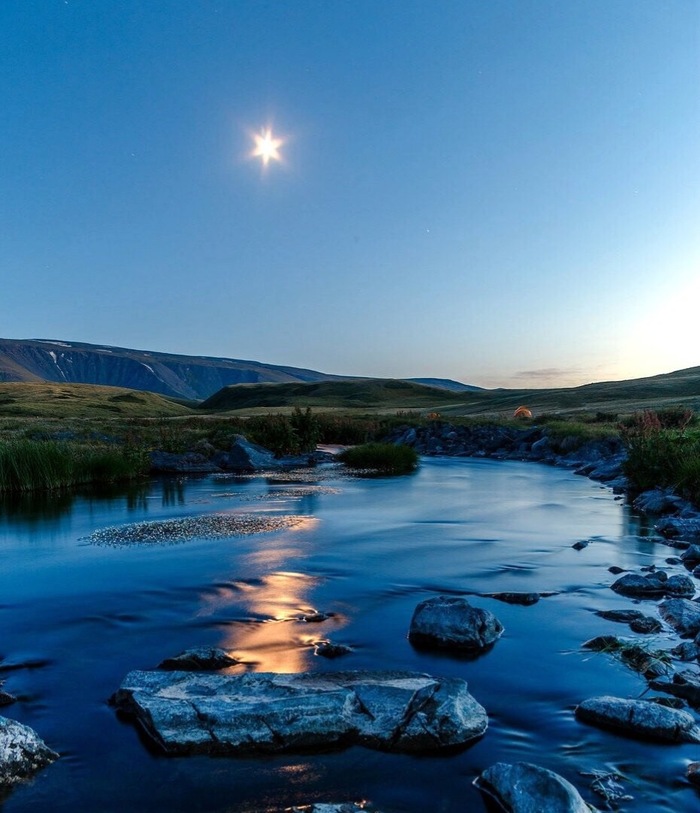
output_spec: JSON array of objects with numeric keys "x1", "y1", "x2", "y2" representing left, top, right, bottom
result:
[
  {"x1": 475, "y1": 761, "x2": 591, "y2": 813},
  {"x1": 408, "y1": 596, "x2": 503, "y2": 652},
  {"x1": 575, "y1": 696, "x2": 700, "y2": 743},
  {"x1": 659, "y1": 599, "x2": 700, "y2": 638}
]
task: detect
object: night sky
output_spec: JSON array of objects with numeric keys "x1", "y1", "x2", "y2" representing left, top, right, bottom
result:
[{"x1": 3, "y1": 1, "x2": 699, "y2": 387}]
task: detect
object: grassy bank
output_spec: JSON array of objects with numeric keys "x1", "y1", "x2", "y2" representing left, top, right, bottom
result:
[{"x1": 0, "y1": 439, "x2": 147, "y2": 492}]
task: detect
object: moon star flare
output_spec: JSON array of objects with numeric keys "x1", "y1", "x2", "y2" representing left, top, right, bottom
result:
[{"x1": 251, "y1": 127, "x2": 283, "y2": 166}]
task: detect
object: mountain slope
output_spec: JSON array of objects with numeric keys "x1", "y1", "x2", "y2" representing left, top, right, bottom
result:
[{"x1": 0, "y1": 339, "x2": 345, "y2": 401}]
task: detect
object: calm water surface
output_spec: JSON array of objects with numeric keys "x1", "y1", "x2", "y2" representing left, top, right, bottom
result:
[{"x1": 0, "y1": 458, "x2": 697, "y2": 812}]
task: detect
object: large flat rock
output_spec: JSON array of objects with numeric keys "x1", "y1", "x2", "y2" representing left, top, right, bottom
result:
[{"x1": 111, "y1": 669, "x2": 487, "y2": 755}]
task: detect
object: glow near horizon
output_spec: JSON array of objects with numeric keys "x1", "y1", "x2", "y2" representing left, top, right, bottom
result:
[{"x1": 1, "y1": 2, "x2": 698, "y2": 390}]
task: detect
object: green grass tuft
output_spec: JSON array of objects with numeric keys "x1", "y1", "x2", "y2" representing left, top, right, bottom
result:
[{"x1": 338, "y1": 442, "x2": 418, "y2": 475}]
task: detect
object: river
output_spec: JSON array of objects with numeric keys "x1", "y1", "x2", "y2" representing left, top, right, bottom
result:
[{"x1": 0, "y1": 457, "x2": 696, "y2": 812}]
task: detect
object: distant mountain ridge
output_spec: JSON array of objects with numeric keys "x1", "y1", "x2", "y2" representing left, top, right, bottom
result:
[
  {"x1": 0, "y1": 338, "x2": 476, "y2": 401},
  {"x1": 0, "y1": 338, "x2": 347, "y2": 401}
]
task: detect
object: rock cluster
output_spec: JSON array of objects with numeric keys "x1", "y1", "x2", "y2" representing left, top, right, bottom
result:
[
  {"x1": 150, "y1": 436, "x2": 334, "y2": 474},
  {"x1": 384, "y1": 422, "x2": 626, "y2": 489}
]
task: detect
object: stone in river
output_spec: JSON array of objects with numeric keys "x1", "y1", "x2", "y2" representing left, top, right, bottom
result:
[
  {"x1": 0, "y1": 716, "x2": 58, "y2": 785},
  {"x1": 408, "y1": 596, "x2": 503, "y2": 652},
  {"x1": 111, "y1": 669, "x2": 488, "y2": 755},
  {"x1": 475, "y1": 761, "x2": 591, "y2": 813},
  {"x1": 157, "y1": 647, "x2": 239, "y2": 671},
  {"x1": 314, "y1": 642, "x2": 353, "y2": 659},
  {"x1": 575, "y1": 696, "x2": 700, "y2": 743}
]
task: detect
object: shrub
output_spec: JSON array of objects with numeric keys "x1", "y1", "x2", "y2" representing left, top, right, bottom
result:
[
  {"x1": 338, "y1": 443, "x2": 418, "y2": 475},
  {"x1": 246, "y1": 414, "x2": 300, "y2": 456},
  {"x1": 289, "y1": 407, "x2": 321, "y2": 452}
]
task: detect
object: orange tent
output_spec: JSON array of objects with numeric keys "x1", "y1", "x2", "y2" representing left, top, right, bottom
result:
[{"x1": 513, "y1": 406, "x2": 532, "y2": 419}]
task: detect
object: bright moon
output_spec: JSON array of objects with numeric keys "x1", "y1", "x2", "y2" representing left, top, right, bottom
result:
[{"x1": 251, "y1": 128, "x2": 283, "y2": 165}]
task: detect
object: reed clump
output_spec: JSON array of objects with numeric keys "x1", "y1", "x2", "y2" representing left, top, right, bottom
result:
[{"x1": 0, "y1": 439, "x2": 147, "y2": 493}]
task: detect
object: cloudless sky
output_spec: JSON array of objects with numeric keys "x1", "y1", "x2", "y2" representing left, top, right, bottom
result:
[{"x1": 2, "y1": 1, "x2": 699, "y2": 387}]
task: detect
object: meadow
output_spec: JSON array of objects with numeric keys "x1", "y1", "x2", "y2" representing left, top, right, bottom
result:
[{"x1": 0, "y1": 379, "x2": 699, "y2": 503}]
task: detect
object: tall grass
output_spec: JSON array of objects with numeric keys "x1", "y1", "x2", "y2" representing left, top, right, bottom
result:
[
  {"x1": 621, "y1": 410, "x2": 700, "y2": 505},
  {"x1": 0, "y1": 440, "x2": 147, "y2": 493}
]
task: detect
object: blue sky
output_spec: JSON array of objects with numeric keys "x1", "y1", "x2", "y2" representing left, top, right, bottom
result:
[{"x1": 2, "y1": 1, "x2": 699, "y2": 388}]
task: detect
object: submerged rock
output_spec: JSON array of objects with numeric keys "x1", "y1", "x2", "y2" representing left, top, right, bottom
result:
[
  {"x1": 688, "y1": 762, "x2": 700, "y2": 786},
  {"x1": 314, "y1": 642, "x2": 353, "y2": 659},
  {"x1": 408, "y1": 596, "x2": 503, "y2": 652},
  {"x1": 575, "y1": 696, "x2": 700, "y2": 743},
  {"x1": 485, "y1": 592, "x2": 540, "y2": 606},
  {"x1": 157, "y1": 647, "x2": 239, "y2": 671},
  {"x1": 111, "y1": 669, "x2": 488, "y2": 755},
  {"x1": 474, "y1": 761, "x2": 591, "y2": 813},
  {"x1": 0, "y1": 716, "x2": 58, "y2": 785}
]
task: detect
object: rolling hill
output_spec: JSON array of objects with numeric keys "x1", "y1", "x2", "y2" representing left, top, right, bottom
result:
[
  {"x1": 200, "y1": 366, "x2": 700, "y2": 416},
  {"x1": 0, "y1": 382, "x2": 192, "y2": 419},
  {"x1": 199, "y1": 379, "x2": 465, "y2": 411}
]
